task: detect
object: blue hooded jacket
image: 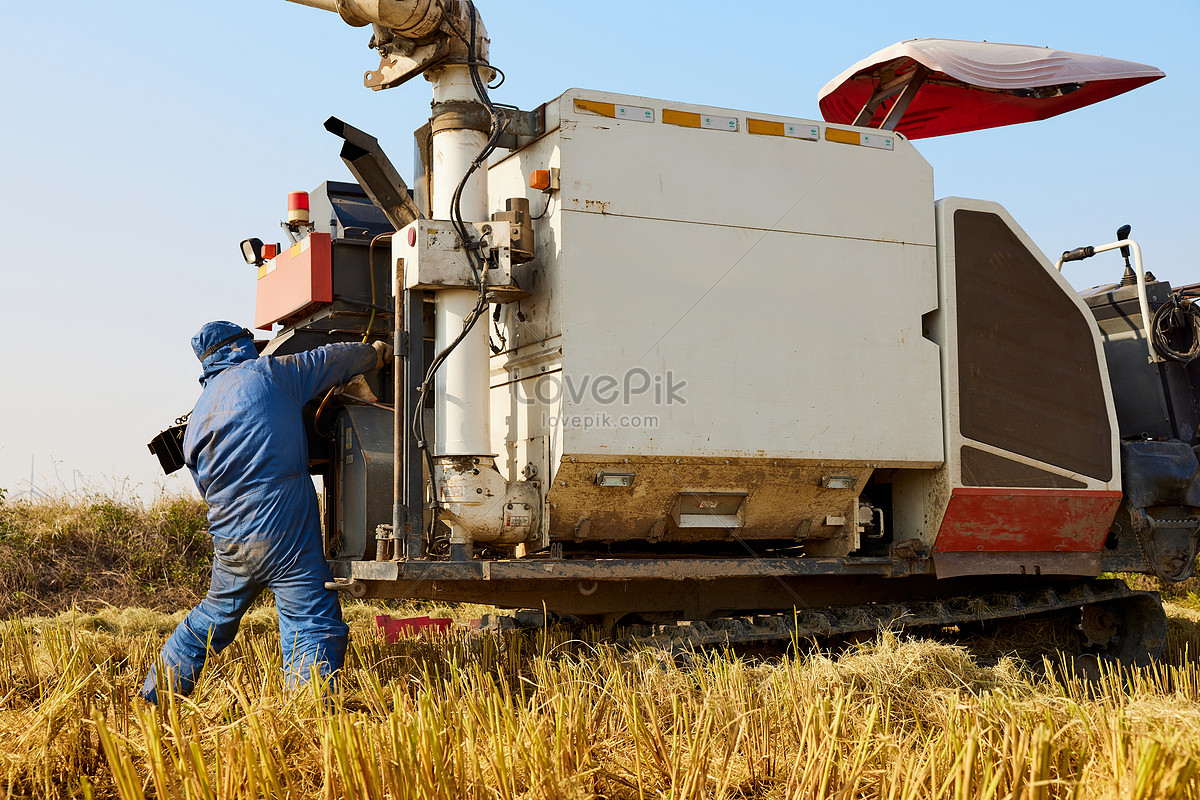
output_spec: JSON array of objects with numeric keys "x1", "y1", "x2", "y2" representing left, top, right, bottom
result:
[{"x1": 183, "y1": 321, "x2": 378, "y2": 542}]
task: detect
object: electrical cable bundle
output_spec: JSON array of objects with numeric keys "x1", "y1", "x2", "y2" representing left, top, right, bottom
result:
[{"x1": 1151, "y1": 293, "x2": 1200, "y2": 363}]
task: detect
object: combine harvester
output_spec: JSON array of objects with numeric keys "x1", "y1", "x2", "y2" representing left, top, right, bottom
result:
[{"x1": 155, "y1": 1, "x2": 1199, "y2": 662}]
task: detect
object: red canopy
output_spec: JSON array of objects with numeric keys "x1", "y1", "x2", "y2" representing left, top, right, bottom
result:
[{"x1": 818, "y1": 38, "x2": 1164, "y2": 139}]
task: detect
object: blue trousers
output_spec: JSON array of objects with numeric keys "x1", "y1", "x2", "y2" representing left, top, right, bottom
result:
[{"x1": 141, "y1": 528, "x2": 348, "y2": 703}]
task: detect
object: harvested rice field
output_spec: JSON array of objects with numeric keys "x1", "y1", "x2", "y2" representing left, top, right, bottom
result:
[{"x1": 1, "y1": 600, "x2": 1199, "y2": 799}]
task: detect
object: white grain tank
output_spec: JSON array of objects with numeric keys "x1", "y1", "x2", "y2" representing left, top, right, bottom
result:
[{"x1": 485, "y1": 90, "x2": 943, "y2": 555}]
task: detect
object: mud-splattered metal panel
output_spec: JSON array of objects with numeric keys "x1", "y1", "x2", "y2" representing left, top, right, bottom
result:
[{"x1": 547, "y1": 456, "x2": 870, "y2": 552}]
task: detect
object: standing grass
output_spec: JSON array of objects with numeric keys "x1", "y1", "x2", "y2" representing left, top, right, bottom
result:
[
  {"x1": 0, "y1": 603, "x2": 1199, "y2": 799},
  {"x1": 0, "y1": 491, "x2": 211, "y2": 618}
]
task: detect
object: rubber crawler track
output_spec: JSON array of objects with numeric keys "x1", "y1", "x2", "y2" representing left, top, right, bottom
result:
[{"x1": 620, "y1": 579, "x2": 1167, "y2": 665}]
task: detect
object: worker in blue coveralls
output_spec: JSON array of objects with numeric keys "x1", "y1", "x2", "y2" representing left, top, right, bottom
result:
[{"x1": 141, "y1": 321, "x2": 391, "y2": 704}]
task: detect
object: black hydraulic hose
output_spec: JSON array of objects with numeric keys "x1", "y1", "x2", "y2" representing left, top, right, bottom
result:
[{"x1": 411, "y1": 0, "x2": 504, "y2": 547}]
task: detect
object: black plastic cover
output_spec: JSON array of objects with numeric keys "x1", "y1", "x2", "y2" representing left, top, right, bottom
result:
[
  {"x1": 148, "y1": 423, "x2": 187, "y2": 475},
  {"x1": 308, "y1": 181, "x2": 394, "y2": 242},
  {"x1": 1120, "y1": 439, "x2": 1200, "y2": 509}
]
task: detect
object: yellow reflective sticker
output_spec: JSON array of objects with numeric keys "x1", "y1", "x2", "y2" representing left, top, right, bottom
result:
[
  {"x1": 662, "y1": 109, "x2": 702, "y2": 128},
  {"x1": 574, "y1": 99, "x2": 616, "y2": 118},
  {"x1": 747, "y1": 118, "x2": 785, "y2": 136},
  {"x1": 825, "y1": 127, "x2": 862, "y2": 146}
]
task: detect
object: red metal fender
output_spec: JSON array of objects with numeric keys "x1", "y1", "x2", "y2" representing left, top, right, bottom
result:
[{"x1": 933, "y1": 488, "x2": 1122, "y2": 553}]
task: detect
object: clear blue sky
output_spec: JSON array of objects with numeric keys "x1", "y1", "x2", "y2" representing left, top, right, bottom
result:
[{"x1": 1, "y1": 0, "x2": 1195, "y2": 502}]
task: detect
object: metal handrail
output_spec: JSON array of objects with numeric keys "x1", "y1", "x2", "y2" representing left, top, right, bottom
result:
[{"x1": 1057, "y1": 238, "x2": 1159, "y2": 363}]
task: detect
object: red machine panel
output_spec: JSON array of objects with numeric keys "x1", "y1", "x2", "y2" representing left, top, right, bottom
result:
[
  {"x1": 254, "y1": 233, "x2": 333, "y2": 330},
  {"x1": 934, "y1": 488, "x2": 1122, "y2": 553}
]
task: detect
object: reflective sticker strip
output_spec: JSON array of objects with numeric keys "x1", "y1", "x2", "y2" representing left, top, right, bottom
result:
[
  {"x1": 825, "y1": 127, "x2": 861, "y2": 145},
  {"x1": 748, "y1": 118, "x2": 820, "y2": 140},
  {"x1": 662, "y1": 108, "x2": 701, "y2": 128},
  {"x1": 574, "y1": 99, "x2": 616, "y2": 117},
  {"x1": 747, "y1": 118, "x2": 784, "y2": 136},
  {"x1": 663, "y1": 109, "x2": 738, "y2": 132},
  {"x1": 257, "y1": 259, "x2": 277, "y2": 280},
  {"x1": 574, "y1": 99, "x2": 655, "y2": 122},
  {"x1": 825, "y1": 127, "x2": 895, "y2": 150},
  {"x1": 576, "y1": 98, "x2": 824, "y2": 138},
  {"x1": 289, "y1": 242, "x2": 302, "y2": 258}
]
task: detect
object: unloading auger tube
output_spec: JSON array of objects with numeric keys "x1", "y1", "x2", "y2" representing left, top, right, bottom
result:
[
  {"x1": 285, "y1": 0, "x2": 444, "y2": 39},
  {"x1": 284, "y1": 0, "x2": 484, "y2": 91},
  {"x1": 288, "y1": 0, "x2": 537, "y2": 558}
]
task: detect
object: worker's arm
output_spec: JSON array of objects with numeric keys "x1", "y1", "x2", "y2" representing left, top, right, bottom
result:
[{"x1": 267, "y1": 342, "x2": 382, "y2": 406}]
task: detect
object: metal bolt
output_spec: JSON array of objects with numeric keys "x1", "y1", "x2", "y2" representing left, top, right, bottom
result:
[
  {"x1": 476, "y1": 488, "x2": 484, "y2": 494},
  {"x1": 507, "y1": 503, "x2": 513, "y2": 509}
]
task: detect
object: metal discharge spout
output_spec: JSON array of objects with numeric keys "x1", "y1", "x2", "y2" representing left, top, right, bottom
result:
[
  {"x1": 284, "y1": 0, "x2": 444, "y2": 37},
  {"x1": 285, "y1": 0, "x2": 525, "y2": 551}
]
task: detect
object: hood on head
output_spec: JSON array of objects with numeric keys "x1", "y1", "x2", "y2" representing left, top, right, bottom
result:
[{"x1": 192, "y1": 321, "x2": 258, "y2": 385}]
